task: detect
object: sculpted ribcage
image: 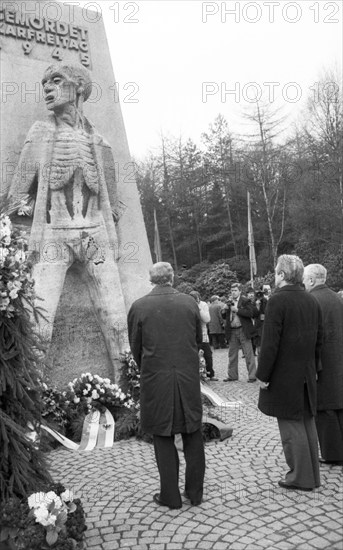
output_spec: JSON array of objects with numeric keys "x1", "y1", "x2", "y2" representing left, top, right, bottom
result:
[{"x1": 49, "y1": 128, "x2": 99, "y2": 193}]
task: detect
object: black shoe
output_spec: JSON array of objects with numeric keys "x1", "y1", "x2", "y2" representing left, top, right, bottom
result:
[
  {"x1": 183, "y1": 491, "x2": 202, "y2": 506},
  {"x1": 247, "y1": 379, "x2": 257, "y2": 383},
  {"x1": 209, "y1": 377, "x2": 219, "y2": 381},
  {"x1": 153, "y1": 493, "x2": 182, "y2": 509},
  {"x1": 319, "y1": 458, "x2": 343, "y2": 465},
  {"x1": 223, "y1": 378, "x2": 238, "y2": 382},
  {"x1": 278, "y1": 481, "x2": 313, "y2": 492}
]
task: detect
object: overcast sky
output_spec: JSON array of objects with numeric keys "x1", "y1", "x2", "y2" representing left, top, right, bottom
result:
[{"x1": 80, "y1": 0, "x2": 342, "y2": 159}]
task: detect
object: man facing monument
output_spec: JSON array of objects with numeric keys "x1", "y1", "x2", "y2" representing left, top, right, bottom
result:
[
  {"x1": 128, "y1": 262, "x2": 206, "y2": 509},
  {"x1": 8, "y1": 63, "x2": 128, "y2": 376},
  {"x1": 256, "y1": 255, "x2": 322, "y2": 491},
  {"x1": 303, "y1": 264, "x2": 343, "y2": 465}
]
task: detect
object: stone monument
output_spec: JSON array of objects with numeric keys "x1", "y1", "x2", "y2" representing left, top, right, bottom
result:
[{"x1": 0, "y1": 0, "x2": 152, "y2": 385}]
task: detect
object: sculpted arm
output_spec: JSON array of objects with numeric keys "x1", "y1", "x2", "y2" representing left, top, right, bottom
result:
[
  {"x1": 101, "y1": 142, "x2": 121, "y2": 223},
  {"x1": 7, "y1": 122, "x2": 44, "y2": 215}
]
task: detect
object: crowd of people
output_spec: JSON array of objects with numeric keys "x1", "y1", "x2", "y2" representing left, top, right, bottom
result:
[{"x1": 128, "y1": 257, "x2": 343, "y2": 509}]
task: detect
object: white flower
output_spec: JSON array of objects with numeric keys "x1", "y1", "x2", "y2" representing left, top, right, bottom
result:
[
  {"x1": 28, "y1": 492, "x2": 46, "y2": 509},
  {"x1": 86, "y1": 383, "x2": 92, "y2": 390},
  {"x1": 61, "y1": 489, "x2": 73, "y2": 502},
  {"x1": 33, "y1": 506, "x2": 50, "y2": 524},
  {"x1": 73, "y1": 396, "x2": 80, "y2": 403},
  {"x1": 0, "y1": 248, "x2": 9, "y2": 262},
  {"x1": 9, "y1": 288, "x2": 18, "y2": 300},
  {"x1": 83, "y1": 389, "x2": 88, "y2": 396},
  {"x1": 91, "y1": 389, "x2": 99, "y2": 400},
  {"x1": 14, "y1": 249, "x2": 26, "y2": 262},
  {"x1": 44, "y1": 491, "x2": 63, "y2": 509}
]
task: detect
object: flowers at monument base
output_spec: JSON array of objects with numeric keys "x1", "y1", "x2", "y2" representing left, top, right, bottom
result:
[
  {"x1": 27, "y1": 489, "x2": 75, "y2": 545},
  {"x1": 65, "y1": 372, "x2": 135, "y2": 412},
  {"x1": 120, "y1": 349, "x2": 141, "y2": 400},
  {"x1": 0, "y1": 483, "x2": 86, "y2": 550},
  {"x1": 0, "y1": 213, "x2": 35, "y2": 318}
]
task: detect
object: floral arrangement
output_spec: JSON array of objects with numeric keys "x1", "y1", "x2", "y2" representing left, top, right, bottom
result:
[
  {"x1": 65, "y1": 372, "x2": 135, "y2": 413},
  {"x1": 119, "y1": 349, "x2": 141, "y2": 400},
  {"x1": 0, "y1": 482, "x2": 86, "y2": 549},
  {"x1": 198, "y1": 349, "x2": 207, "y2": 381},
  {"x1": 0, "y1": 213, "x2": 35, "y2": 317}
]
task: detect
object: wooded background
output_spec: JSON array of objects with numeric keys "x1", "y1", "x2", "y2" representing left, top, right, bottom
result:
[{"x1": 134, "y1": 72, "x2": 343, "y2": 291}]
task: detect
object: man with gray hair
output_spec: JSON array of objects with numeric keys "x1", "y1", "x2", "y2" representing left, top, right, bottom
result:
[
  {"x1": 256, "y1": 255, "x2": 323, "y2": 491},
  {"x1": 303, "y1": 264, "x2": 343, "y2": 465},
  {"x1": 128, "y1": 262, "x2": 205, "y2": 509}
]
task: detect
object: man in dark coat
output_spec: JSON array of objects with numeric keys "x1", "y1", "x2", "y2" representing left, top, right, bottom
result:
[
  {"x1": 127, "y1": 262, "x2": 205, "y2": 509},
  {"x1": 208, "y1": 295, "x2": 226, "y2": 348},
  {"x1": 256, "y1": 255, "x2": 323, "y2": 491},
  {"x1": 222, "y1": 283, "x2": 257, "y2": 382},
  {"x1": 303, "y1": 264, "x2": 343, "y2": 465}
]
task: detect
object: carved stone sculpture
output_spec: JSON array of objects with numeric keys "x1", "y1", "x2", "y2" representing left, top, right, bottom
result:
[{"x1": 9, "y1": 63, "x2": 128, "y2": 378}]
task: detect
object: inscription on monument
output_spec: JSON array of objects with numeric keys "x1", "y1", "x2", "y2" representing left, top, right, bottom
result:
[{"x1": 0, "y1": 4, "x2": 91, "y2": 67}]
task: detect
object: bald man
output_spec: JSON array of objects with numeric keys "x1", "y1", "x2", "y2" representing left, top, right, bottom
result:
[{"x1": 303, "y1": 264, "x2": 343, "y2": 465}]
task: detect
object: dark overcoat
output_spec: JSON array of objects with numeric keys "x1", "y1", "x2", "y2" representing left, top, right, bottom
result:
[
  {"x1": 208, "y1": 302, "x2": 225, "y2": 334},
  {"x1": 127, "y1": 285, "x2": 203, "y2": 436},
  {"x1": 309, "y1": 284, "x2": 343, "y2": 411},
  {"x1": 256, "y1": 285, "x2": 322, "y2": 420}
]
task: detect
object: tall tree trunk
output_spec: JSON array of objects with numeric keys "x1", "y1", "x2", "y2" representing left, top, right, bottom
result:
[{"x1": 167, "y1": 214, "x2": 178, "y2": 271}]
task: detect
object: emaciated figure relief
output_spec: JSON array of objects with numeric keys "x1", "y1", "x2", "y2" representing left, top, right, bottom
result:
[{"x1": 9, "y1": 63, "x2": 128, "y2": 377}]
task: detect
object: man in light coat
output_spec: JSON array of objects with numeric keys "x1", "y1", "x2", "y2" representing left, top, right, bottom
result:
[
  {"x1": 128, "y1": 262, "x2": 205, "y2": 509},
  {"x1": 256, "y1": 255, "x2": 323, "y2": 491},
  {"x1": 303, "y1": 264, "x2": 343, "y2": 465},
  {"x1": 189, "y1": 291, "x2": 218, "y2": 381}
]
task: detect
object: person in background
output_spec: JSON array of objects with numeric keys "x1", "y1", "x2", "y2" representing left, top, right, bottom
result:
[
  {"x1": 189, "y1": 291, "x2": 218, "y2": 381},
  {"x1": 222, "y1": 283, "x2": 257, "y2": 382},
  {"x1": 261, "y1": 285, "x2": 272, "y2": 302},
  {"x1": 257, "y1": 255, "x2": 322, "y2": 491},
  {"x1": 246, "y1": 287, "x2": 259, "y2": 356},
  {"x1": 252, "y1": 288, "x2": 268, "y2": 357},
  {"x1": 303, "y1": 264, "x2": 343, "y2": 465},
  {"x1": 128, "y1": 262, "x2": 205, "y2": 509},
  {"x1": 208, "y1": 295, "x2": 226, "y2": 349}
]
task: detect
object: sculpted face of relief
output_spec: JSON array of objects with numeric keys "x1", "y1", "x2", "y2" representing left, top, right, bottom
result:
[{"x1": 9, "y1": 63, "x2": 128, "y2": 378}]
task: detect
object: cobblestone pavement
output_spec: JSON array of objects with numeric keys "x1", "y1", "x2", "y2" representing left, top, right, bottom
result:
[{"x1": 48, "y1": 349, "x2": 343, "y2": 550}]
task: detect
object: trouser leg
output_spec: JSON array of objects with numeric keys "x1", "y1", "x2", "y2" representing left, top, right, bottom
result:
[
  {"x1": 218, "y1": 334, "x2": 226, "y2": 348},
  {"x1": 153, "y1": 435, "x2": 182, "y2": 508},
  {"x1": 211, "y1": 334, "x2": 219, "y2": 349},
  {"x1": 239, "y1": 331, "x2": 256, "y2": 380},
  {"x1": 200, "y1": 343, "x2": 214, "y2": 377},
  {"x1": 277, "y1": 389, "x2": 320, "y2": 489},
  {"x1": 182, "y1": 429, "x2": 206, "y2": 504},
  {"x1": 316, "y1": 409, "x2": 343, "y2": 461},
  {"x1": 228, "y1": 331, "x2": 239, "y2": 380}
]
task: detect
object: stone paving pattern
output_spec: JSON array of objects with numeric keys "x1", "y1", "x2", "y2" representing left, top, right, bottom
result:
[{"x1": 48, "y1": 349, "x2": 343, "y2": 550}]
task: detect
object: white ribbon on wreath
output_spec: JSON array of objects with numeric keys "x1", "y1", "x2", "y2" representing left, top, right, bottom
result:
[{"x1": 40, "y1": 407, "x2": 115, "y2": 451}]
